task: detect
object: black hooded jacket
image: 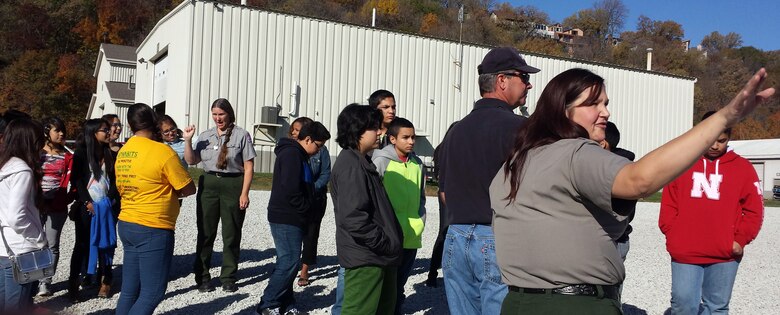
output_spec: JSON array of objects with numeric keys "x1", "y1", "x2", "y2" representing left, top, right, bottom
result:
[
  {"x1": 330, "y1": 149, "x2": 402, "y2": 268},
  {"x1": 267, "y1": 137, "x2": 313, "y2": 227}
]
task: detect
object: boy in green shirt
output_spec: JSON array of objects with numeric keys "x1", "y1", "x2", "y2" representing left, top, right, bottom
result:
[{"x1": 371, "y1": 117, "x2": 426, "y2": 315}]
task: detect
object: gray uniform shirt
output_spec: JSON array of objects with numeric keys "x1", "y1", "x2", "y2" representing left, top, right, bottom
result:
[
  {"x1": 490, "y1": 138, "x2": 631, "y2": 288},
  {"x1": 193, "y1": 126, "x2": 257, "y2": 173}
]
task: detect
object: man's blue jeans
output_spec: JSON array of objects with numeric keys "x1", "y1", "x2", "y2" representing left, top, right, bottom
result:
[
  {"x1": 442, "y1": 224, "x2": 507, "y2": 315},
  {"x1": 616, "y1": 239, "x2": 630, "y2": 298},
  {"x1": 671, "y1": 260, "x2": 739, "y2": 315},
  {"x1": 258, "y1": 223, "x2": 304, "y2": 311},
  {"x1": 116, "y1": 220, "x2": 175, "y2": 315},
  {"x1": 331, "y1": 266, "x2": 345, "y2": 315},
  {"x1": 0, "y1": 257, "x2": 34, "y2": 313}
]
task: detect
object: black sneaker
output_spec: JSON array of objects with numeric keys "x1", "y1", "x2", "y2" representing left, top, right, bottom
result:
[
  {"x1": 197, "y1": 283, "x2": 214, "y2": 293},
  {"x1": 222, "y1": 283, "x2": 238, "y2": 292},
  {"x1": 425, "y1": 276, "x2": 439, "y2": 288}
]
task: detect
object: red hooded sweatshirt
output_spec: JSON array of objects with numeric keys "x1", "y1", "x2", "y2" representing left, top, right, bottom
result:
[{"x1": 659, "y1": 150, "x2": 764, "y2": 264}]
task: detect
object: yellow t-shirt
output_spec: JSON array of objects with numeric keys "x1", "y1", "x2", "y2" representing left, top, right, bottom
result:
[{"x1": 116, "y1": 136, "x2": 193, "y2": 230}]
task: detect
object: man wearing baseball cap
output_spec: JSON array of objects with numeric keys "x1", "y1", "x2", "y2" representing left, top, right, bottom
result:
[{"x1": 436, "y1": 47, "x2": 539, "y2": 315}]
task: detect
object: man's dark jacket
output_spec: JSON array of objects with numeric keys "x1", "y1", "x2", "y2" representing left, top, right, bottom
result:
[{"x1": 330, "y1": 149, "x2": 402, "y2": 268}]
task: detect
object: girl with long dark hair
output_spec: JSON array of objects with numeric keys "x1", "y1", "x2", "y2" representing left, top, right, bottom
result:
[
  {"x1": 68, "y1": 118, "x2": 119, "y2": 302},
  {"x1": 0, "y1": 119, "x2": 47, "y2": 313},
  {"x1": 37, "y1": 117, "x2": 75, "y2": 297},
  {"x1": 102, "y1": 114, "x2": 124, "y2": 152}
]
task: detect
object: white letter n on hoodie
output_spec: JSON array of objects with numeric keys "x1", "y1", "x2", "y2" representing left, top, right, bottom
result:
[{"x1": 691, "y1": 172, "x2": 723, "y2": 200}]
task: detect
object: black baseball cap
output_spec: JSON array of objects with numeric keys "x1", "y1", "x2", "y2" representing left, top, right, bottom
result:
[{"x1": 477, "y1": 47, "x2": 540, "y2": 75}]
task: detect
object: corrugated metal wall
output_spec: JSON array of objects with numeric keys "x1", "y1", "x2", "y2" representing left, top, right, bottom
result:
[
  {"x1": 115, "y1": 104, "x2": 131, "y2": 141},
  {"x1": 141, "y1": 1, "x2": 695, "y2": 172},
  {"x1": 110, "y1": 65, "x2": 136, "y2": 83}
]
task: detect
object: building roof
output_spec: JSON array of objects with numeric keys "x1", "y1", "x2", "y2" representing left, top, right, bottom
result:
[
  {"x1": 729, "y1": 139, "x2": 780, "y2": 159},
  {"x1": 102, "y1": 43, "x2": 137, "y2": 62},
  {"x1": 105, "y1": 81, "x2": 135, "y2": 103},
  {"x1": 143, "y1": 0, "x2": 695, "y2": 81}
]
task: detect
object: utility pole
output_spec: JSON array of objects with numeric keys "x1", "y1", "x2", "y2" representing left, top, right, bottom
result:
[{"x1": 455, "y1": 4, "x2": 464, "y2": 90}]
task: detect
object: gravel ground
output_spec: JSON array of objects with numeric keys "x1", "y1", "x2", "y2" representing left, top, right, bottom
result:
[{"x1": 35, "y1": 191, "x2": 779, "y2": 314}]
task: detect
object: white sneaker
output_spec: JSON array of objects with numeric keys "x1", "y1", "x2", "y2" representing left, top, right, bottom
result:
[
  {"x1": 258, "y1": 307, "x2": 281, "y2": 315},
  {"x1": 37, "y1": 283, "x2": 52, "y2": 297},
  {"x1": 284, "y1": 307, "x2": 303, "y2": 315}
]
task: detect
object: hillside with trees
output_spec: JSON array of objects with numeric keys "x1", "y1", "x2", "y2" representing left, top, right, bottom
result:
[{"x1": 1, "y1": 0, "x2": 778, "y2": 138}]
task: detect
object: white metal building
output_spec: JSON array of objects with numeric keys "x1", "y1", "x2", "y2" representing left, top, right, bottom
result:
[
  {"x1": 131, "y1": 0, "x2": 695, "y2": 172},
  {"x1": 88, "y1": 43, "x2": 138, "y2": 141},
  {"x1": 729, "y1": 139, "x2": 780, "y2": 200}
]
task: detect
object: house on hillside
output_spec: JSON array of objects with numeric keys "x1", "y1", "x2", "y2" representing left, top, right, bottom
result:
[
  {"x1": 532, "y1": 23, "x2": 583, "y2": 45},
  {"x1": 87, "y1": 43, "x2": 137, "y2": 141},
  {"x1": 127, "y1": 0, "x2": 696, "y2": 172},
  {"x1": 729, "y1": 139, "x2": 780, "y2": 200}
]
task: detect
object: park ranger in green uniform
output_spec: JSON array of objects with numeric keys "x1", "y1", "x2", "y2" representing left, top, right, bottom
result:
[{"x1": 184, "y1": 98, "x2": 257, "y2": 293}]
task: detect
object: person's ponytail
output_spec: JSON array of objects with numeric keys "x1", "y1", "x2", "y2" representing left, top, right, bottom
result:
[{"x1": 216, "y1": 123, "x2": 234, "y2": 170}]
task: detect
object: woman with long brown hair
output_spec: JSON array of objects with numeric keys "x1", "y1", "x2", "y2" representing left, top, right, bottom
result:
[
  {"x1": 184, "y1": 98, "x2": 256, "y2": 293},
  {"x1": 0, "y1": 119, "x2": 47, "y2": 313},
  {"x1": 490, "y1": 68, "x2": 773, "y2": 314}
]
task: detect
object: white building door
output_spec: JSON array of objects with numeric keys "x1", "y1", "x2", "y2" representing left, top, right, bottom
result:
[{"x1": 153, "y1": 54, "x2": 168, "y2": 106}]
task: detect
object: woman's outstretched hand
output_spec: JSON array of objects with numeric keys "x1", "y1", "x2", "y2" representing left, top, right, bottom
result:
[{"x1": 721, "y1": 68, "x2": 775, "y2": 127}]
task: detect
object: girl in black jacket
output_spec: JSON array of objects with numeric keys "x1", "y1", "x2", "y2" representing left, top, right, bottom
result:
[
  {"x1": 68, "y1": 118, "x2": 119, "y2": 302},
  {"x1": 330, "y1": 104, "x2": 402, "y2": 315}
]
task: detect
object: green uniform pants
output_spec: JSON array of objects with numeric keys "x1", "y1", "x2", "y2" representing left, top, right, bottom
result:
[
  {"x1": 343, "y1": 266, "x2": 397, "y2": 315},
  {"x1": 501, "y1": 289, "x2": 622, "y2": 315},
  {"x1": 193, "y1": 174, "x2": 246, "y2": 285}
]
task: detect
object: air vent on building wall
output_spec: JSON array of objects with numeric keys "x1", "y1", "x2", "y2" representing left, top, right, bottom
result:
[{"x1": 261, "y1": 106, "x2": 279, "y2": 124}]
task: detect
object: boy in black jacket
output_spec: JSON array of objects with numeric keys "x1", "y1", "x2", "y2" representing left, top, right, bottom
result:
[
  {"x1": 256, "y1": 122, "x2": 330, "y2": 315},
  {"x1": 331, "y1": 104, "x2": 403, "y2": 315}
]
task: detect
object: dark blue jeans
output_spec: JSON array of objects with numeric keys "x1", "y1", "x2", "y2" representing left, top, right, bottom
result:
[
  {"x1": 0, "y1": 257, "x2": 34, "y2": 313},
  {"x1": 395, "y1": 248, "x2": 417, "y2": 315},
  {"x1": 258, "y1": 223, "x2": 304, "y2": 311},
  {"x1": 116, "y1": 221, "x2": 175, "y2": 315}
]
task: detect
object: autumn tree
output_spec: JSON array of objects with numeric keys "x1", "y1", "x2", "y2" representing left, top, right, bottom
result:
[
  {"x1": 517, "y1": 37, "x2": 565, "y2": 57},
  {"x1": 593, "y1": 0, "x2": 628, "y2": 38},
  {"x1": 700, "y1": 31, "x2": 743, "y2": 55},
  {"x1": 0, "y1": 50, "x2": 61, "y2": 117},
  {"x1": 612, "y1": 16, "x2": 698, "y2": 75},
  {"x1": 420, "y1": 12, "x2": 441, "y2": 34}
]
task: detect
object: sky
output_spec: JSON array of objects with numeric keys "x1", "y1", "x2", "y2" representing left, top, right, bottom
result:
[{"x1": 507, "y1": 0, "x2": 780, "y2": 51}]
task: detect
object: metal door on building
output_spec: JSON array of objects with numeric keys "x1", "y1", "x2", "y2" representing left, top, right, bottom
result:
[{"x1": 153, "y1": 54, "x2": 168, "y2": 107}]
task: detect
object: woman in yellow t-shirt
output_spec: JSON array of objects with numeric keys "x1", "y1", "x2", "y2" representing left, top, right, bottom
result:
[{"x1": 114, "y1": 104, "x2": 195, "y2": 315}]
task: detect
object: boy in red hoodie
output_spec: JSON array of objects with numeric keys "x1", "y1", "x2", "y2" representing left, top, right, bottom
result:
[{"x1": 659, "y1": 111, "x2": 764, "y2": 315}]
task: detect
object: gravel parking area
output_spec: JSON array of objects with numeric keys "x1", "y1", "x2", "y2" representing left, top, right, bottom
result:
[{"x1": 36, "y1": 191, "x2": 780, "y2": 314}]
